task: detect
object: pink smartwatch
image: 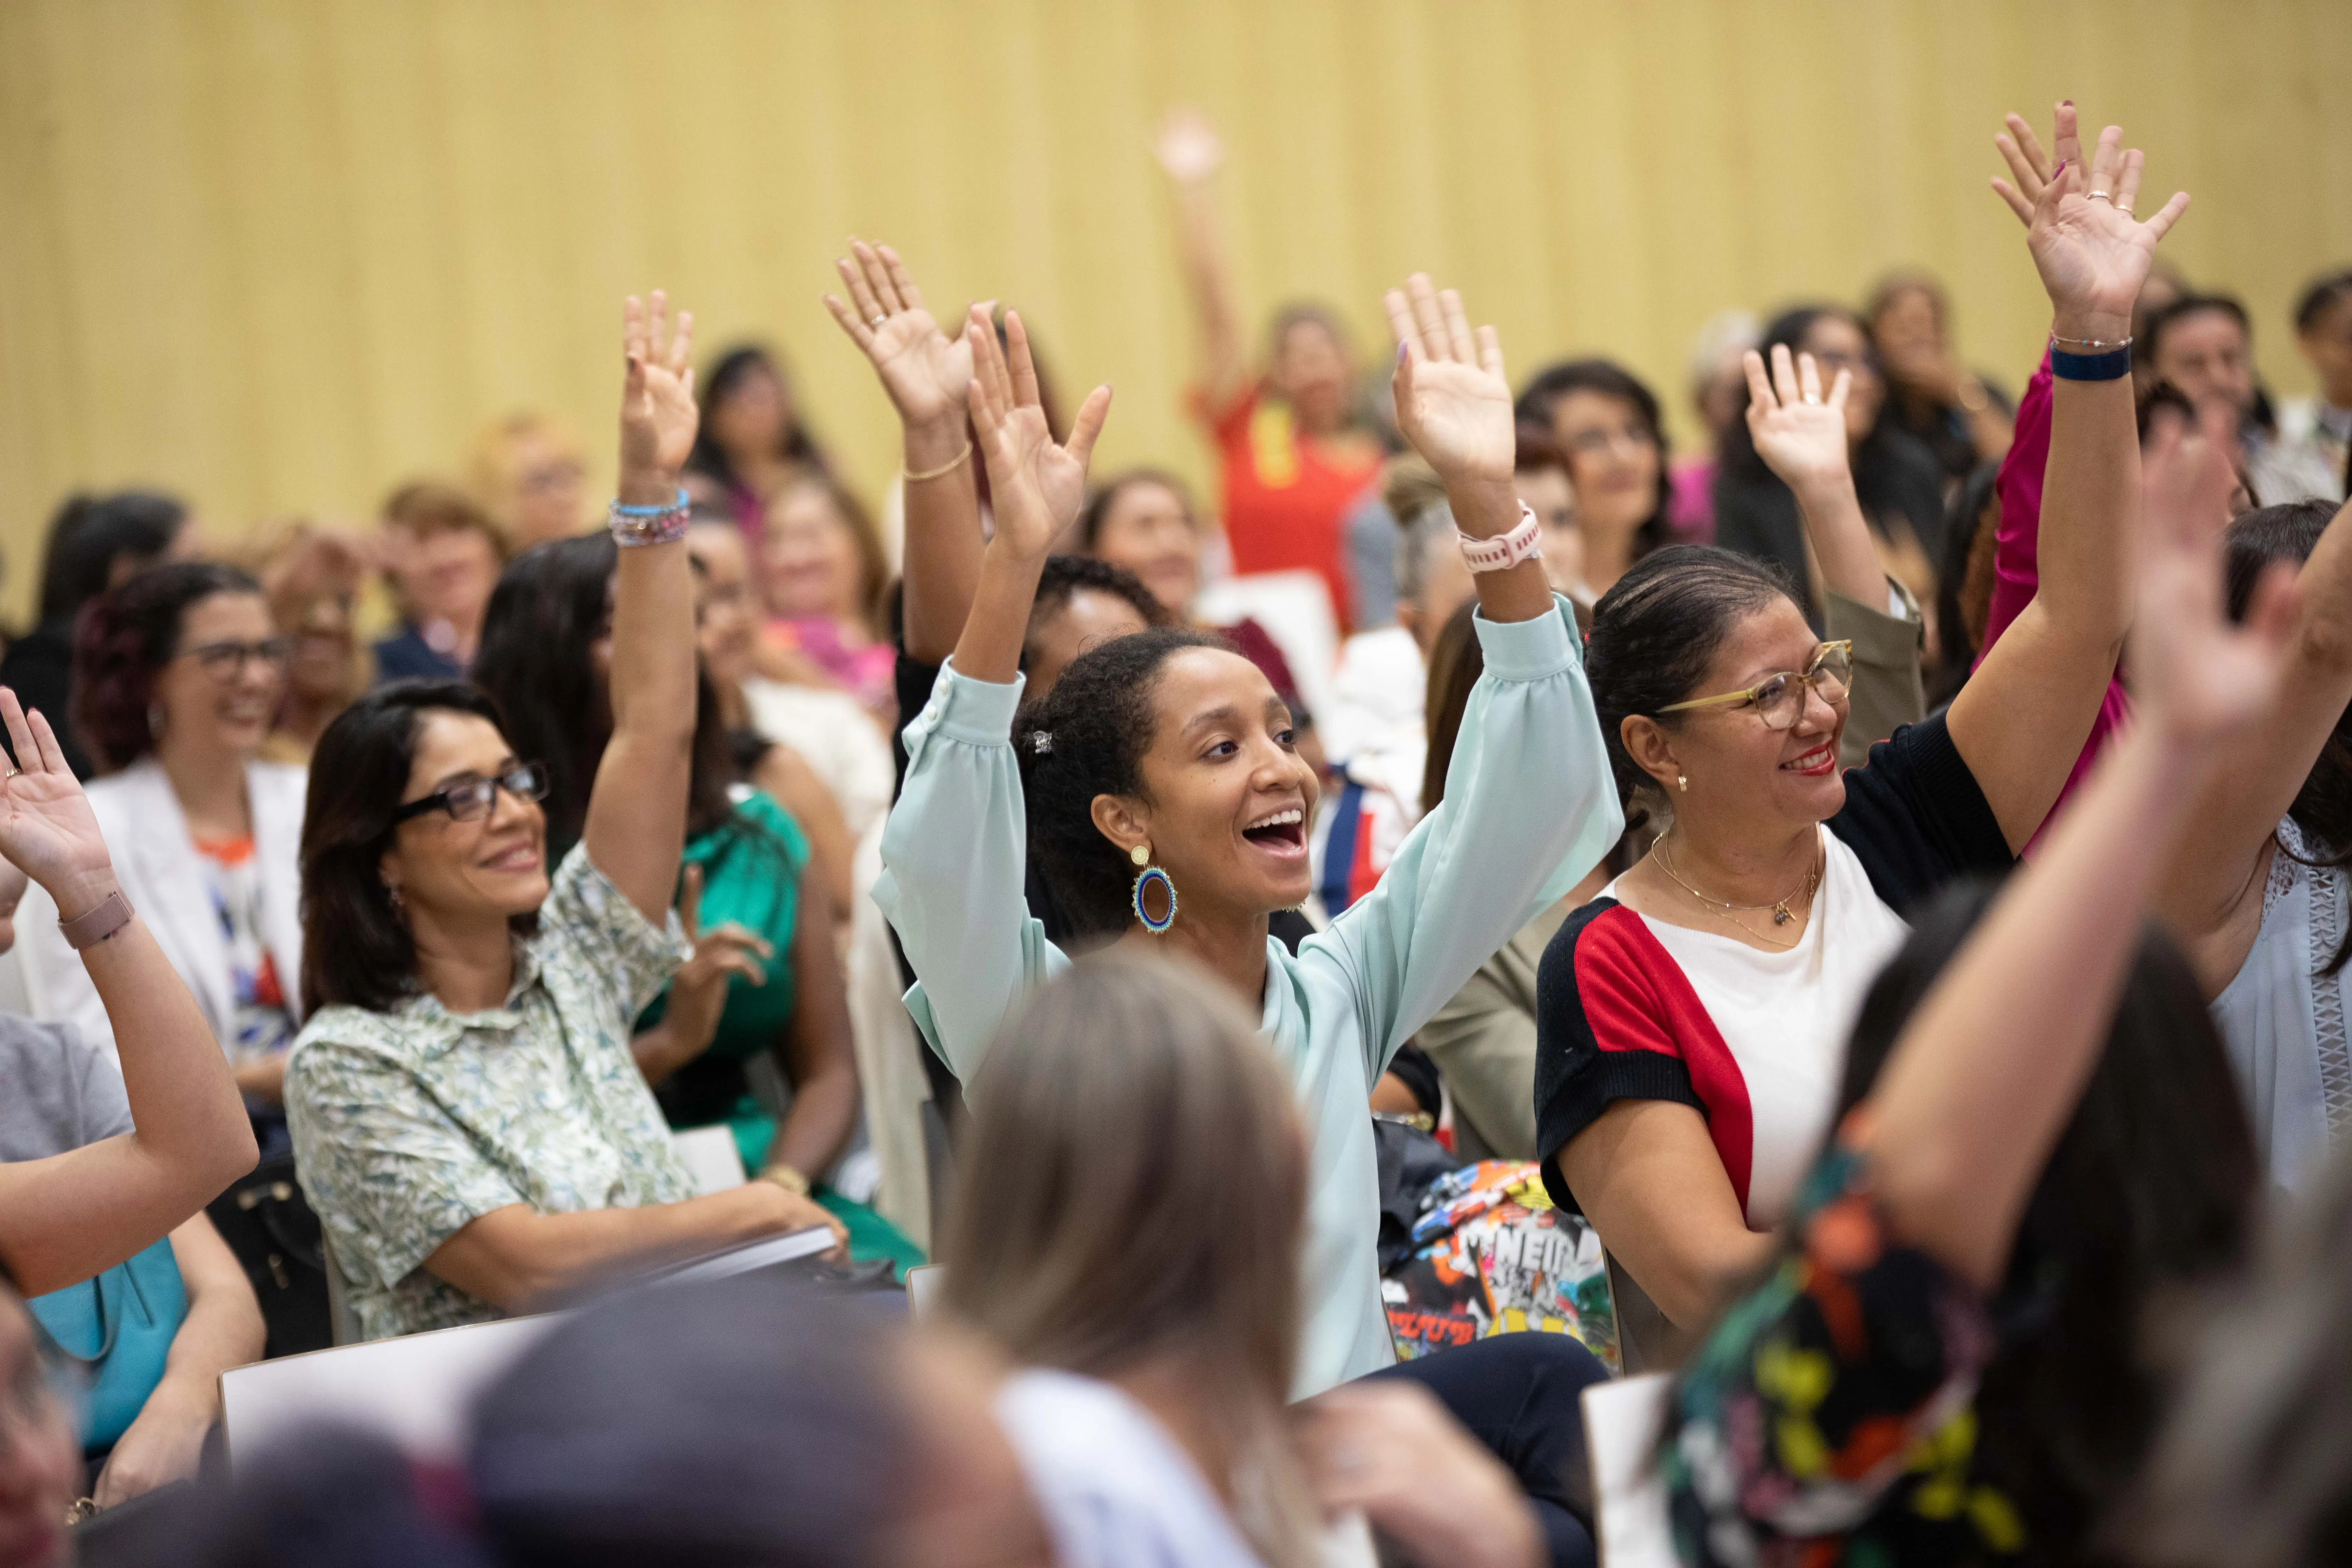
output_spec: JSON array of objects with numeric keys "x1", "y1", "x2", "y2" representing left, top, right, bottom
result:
[{"x1": 1458, "y1": 502, "x2": 1544, "y2": 574}]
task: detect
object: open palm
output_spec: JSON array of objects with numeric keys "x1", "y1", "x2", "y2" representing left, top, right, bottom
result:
[
  {"x1": 620, "y1": 290, "x2": 698, "y2": 475},
  {"x1": 1991, "y1": 105, "x2": 2188, "y2": 328},
  {"x1": 0, "y1": 692, "x2": 111, "y2": 898},
  {"x1": 1384, "y1": 274, "x2": 1514, "y2": 485},
  {"x1": 1743, "y1": 346, "x2": 1854, "y2": 491},
  {"x1": 2133, "y1": 417, "x2": 2295, "y2": 745},
  {"x1": 965, "y1": 306, "x2": 1110, "y2": 560},
  {"x1": 824, "y1": 240, "x2": 975, "y2": 427}
]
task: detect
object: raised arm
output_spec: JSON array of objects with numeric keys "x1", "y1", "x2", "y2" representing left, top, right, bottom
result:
[
  {"x1": 1156, "y1": 110, "x2": 1248, "y2": 416},
  {"x1": 824, "y1": 240, "x2": 985, "y2": 664},
  {"x1": 950, "y1": 306, "x2": 1112, "y2": 681},
  {"x1": 0, "y1": 693, "x2": 256, "y2": 1294},
  {"x1": 582, "y1": 292, "x2": 702, "y2": 923},
  {"x1": 1862, "y1": 422, "x2": 2297, "y2": 1290},
  {"x1": 2158, "y1": 489, "x2": 2352, "y2": 989},
  {"x1": 1946, "y1": 108, "x2": 2190, "y2": 850},
  {"x1": 1741, "y1": 345, "x2": 1885, "y2": 606},
  {"x1": 873, "y1": 308, "x2": 1108, "y2": 1078}
]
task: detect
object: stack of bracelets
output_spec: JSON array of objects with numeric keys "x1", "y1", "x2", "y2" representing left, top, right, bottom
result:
[
  {"x1": 2049, "y1": 331, "x2": 2132, "y2": 382},
  {"x1": 608, "y1": 486, "x2": 692, "y2": 546}
]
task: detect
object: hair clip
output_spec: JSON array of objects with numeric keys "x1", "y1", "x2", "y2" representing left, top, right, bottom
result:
[{"x1": 1032, "y1": 731, "x2": 1054, "y2": 755}]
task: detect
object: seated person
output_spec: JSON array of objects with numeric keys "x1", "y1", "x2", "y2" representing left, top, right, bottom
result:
[
  {"x1": 0, "y1": 962, "x2": 262, "y2": 1509},
  {"x1": 0, "y1": 690, "x2": 257, "y2": 1300},
  {"x1": 285, "y1": 294, "x2": 839, "y2": 1342}
]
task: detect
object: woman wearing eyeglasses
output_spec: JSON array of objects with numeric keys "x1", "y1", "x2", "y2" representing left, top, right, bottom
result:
[
  {"x1": 1536, "y1": 106, "x2": 2187, "y2": 1365},
  {"x1": 18, "y1": 561, "x2": 307, "y2": 1147},
  {"x1": 283, "y1": 296, "x2": 836, "y2": 1344}
]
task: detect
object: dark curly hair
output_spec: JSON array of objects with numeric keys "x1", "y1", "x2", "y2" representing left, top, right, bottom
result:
[
  {"x1": 1583, "y1": 545, "x2": 1796, "y2": 814},
  {"x1": 300, "y1": 680, "x2": 534, "y2": 1015},
  {"x1": 71, "y1": 560, "x2": 264, "y2": 774},
  {"x1": 1015, "y1": 626, "x2": 1233, "y2": 939},
  {"x1": 1027, "y1": 556, "x2": 1171, "y2": 665}
]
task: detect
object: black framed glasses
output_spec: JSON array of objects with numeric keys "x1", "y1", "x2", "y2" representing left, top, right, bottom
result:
[
  {"x1": 182, "y1": 637, "x2": 292, "y2": 680},
  {"x1": 392, "y1": 762, "x2": 550, "y2": 825}
]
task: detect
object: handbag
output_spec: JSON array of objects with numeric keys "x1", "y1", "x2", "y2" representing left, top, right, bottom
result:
[
  {"x1": 205, "y1": 1155, "x2": 333, "y2": 1358},
  {"x1": 26, "y1": 1237, "x2": 187, "y2": 1450}
]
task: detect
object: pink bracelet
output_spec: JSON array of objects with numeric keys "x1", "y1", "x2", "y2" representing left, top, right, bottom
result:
[
  {"x1": 1458, "y1": 502, "x2": 1543, "y2": 573},
  {"x1": 60, "y1": 889, "x2": 133, "y2": 950}
]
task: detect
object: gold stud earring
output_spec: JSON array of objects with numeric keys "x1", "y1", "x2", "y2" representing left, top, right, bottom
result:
[
  {"x1": 1676, "y1": 775, "x2": 1688, "y2": 793},
  {"x1": 1130, "y1": 844, "x2": 1150, "y2": 867}
]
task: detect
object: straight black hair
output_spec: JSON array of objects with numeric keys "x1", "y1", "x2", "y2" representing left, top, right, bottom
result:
[
  {"x1": 36, "y1": 489, "x2": 186, "y2": 625},
  {"x1": 684, "y1": 343, "x2": 827, "y2": 492},
  {"x1": 1834, "y1": 880, "x2": 2258, "y2": 1566},
  {"x1": 299, "y1": 680, "x2": 531, "y2": 1015},
  {"x1": 470, "y1": 535, "x2": 737, "y2": 861}
]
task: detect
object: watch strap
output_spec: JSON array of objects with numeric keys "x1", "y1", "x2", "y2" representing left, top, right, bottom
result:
[
  {"x1": 60, "y1": 889, "x2": 133, "y2": 951},
  {"x1": 1458, "y1": 501, "x2": 1543, "y2": 574}
]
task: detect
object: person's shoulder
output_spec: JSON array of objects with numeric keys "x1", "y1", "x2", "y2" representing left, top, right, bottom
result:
[{"x1": 0, "y1": 1013, "x2": 93, "y2": 1083}]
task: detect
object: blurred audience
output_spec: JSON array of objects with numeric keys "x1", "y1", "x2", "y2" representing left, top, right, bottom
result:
[
  {"x1": 1514, "y1": 359, "x2": 1673, "y2": 598},
  {"x1": 2281, "y1": 267, "x2": 2352, "y2": 500},
  {"x1": 1715, "y1": 304, "x2": 1947, "y2": 622},
  {"x1": 372, "y1": 481, "x2": 507, "y2": 681},
  {"x1": 468, "y1": 411, "x2": 591, "y2": 548},
  {"x1": 759, "y1": 472, "x2": 895, "y2": 715},
  {"x1": 1157, "y1": 110, "x2": 1382, "y2": 634},
  {"x1": 19, "y1": 564, "x2": 304, "y2": 1152},
  {"x1": 1668, "y1": 310, "x2": 1758, "y2": 543},
  {"x1": 1867, "y1": 270, "x2": 2016, "y2": 484},
  {"x1": 2146, "y1": 293, "x2": 2342, "y2": 506},
  {"x1": 686, "y1": 342, "x2": 831, "y2": 537},
  {"x1": 246, "y1": 523, "x2": 370, "y2": 764},
  {"x1": 2, "y1": 491, "x2": 193, "y2": 779}
]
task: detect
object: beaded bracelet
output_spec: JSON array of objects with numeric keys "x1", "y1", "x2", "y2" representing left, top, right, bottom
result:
[{"x1": 608, "y1": 486, "x2": 691, "y2": 547}]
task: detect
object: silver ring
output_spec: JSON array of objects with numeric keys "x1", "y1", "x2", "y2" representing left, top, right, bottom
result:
[
  {"x1": 2115, "y1": 201, "x2": 2135, "y2": 215},
  {"x1": 2087, "y1": 190, "x2": 2113, "y2": 203},
  {"x1": 869, "y1": 315, "x2": 887, "y2": 329},
  {"x1": 1803, "y1": 393, "x2": 1822, "y2": 405}
]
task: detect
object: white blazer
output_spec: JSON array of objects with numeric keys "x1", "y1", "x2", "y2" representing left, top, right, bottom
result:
[{"x1": 18, "y1": 758, "x2": 307, "y2": 1058}]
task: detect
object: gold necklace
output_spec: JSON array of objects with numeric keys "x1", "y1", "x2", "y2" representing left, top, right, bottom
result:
[{"x1": 1651, "y1": 833, "x2": 1823, "y2": 950}]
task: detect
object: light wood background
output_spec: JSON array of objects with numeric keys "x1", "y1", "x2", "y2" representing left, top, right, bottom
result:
[{"x1": 4, "y1": 0, "x2": 2349, "y2": 624}]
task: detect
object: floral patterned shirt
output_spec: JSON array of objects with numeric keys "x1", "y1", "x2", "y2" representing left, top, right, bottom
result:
[
  {"x1": 285, "y1": 844, "x2": 696, "y2": 1342},
  {"x1": 1665, "y1": 1140, "x2": 2016, "y2": 1567}
]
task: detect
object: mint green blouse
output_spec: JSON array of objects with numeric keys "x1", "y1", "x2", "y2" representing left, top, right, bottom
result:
[{"x1": 875, "y1": 595, "x2": 1622, "y2": 1395}]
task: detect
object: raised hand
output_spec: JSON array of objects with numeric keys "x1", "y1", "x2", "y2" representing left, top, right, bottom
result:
[
  {"x1": 823, "y1": 240, "x2": 978, "y2": 431},
  {"x1": 1993, "y1": 103, "x2": 2188, "y2": 338},
  {"x1": 620, "y1": 290, "x2": 698, "y2": 484},
  {"x1": 1154, "y1": 108, "x2": 1224, "y2": 186},
  {"x1": 1384, "y1": 274, "x2": 1514, "y2": 493},
  {"x1": 1742, "y1": 345, "x2": 1855, "y2": 494},
  {"x1": 0, "y1": 690, "x2": 117, "y2": 913},
  {"x1": 964, "y1": 306, "x2": 1110, "y2": 561},
  {"x1": 2132, "y1": 408, "x2": 2297, "y2": 747},
  {"x1": 663, "y1": 865, "x2": 772, "y2": 1064}
]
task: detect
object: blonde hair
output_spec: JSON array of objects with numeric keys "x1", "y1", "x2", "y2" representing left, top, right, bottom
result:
[
  {"x1": 939, "y1": 954, "x2": 1316, "y2": 1568},
  {"x1": 468, "y1": 411, "x2": 587, "y2": 538}
]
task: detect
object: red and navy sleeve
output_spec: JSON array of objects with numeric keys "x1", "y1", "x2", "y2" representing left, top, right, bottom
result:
[{"x1": 1533, "y1": 899, "x2": 1757, "y2": 1214}]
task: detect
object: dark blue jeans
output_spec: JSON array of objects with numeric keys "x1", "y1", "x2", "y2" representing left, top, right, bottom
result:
[{"x1": 1369, "y1": 1332, "x2": 1607, "y2": 1568}]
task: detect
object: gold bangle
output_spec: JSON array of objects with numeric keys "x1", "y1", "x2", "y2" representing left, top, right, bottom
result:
[
  {"x1": 902, "y1": 441, "x2": 972, "y2": 484},
  {"x1": 757, "y1": 1163, "x2": 811, "y2": 1197}
]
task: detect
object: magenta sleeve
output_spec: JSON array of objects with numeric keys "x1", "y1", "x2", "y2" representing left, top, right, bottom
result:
[{"x1": 1975, "y1": 349, "x2": 2129, "y2": 845}]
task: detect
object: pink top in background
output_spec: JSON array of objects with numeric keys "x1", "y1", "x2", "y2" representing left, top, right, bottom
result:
[
  {"x1": 1667, "y1": 457, "x2": 1719, "y2": 544},
  {"x1": 1975, "y1": 353, "x2": 2131, "y2": 839}
]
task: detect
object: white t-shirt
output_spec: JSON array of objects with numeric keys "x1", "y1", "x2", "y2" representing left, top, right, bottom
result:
[{"x1": 1602, "y1": 827, "x2": 1911, "y2": 1226}]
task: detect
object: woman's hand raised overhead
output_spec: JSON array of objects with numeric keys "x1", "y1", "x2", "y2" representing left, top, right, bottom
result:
[
  {"x1": 619, "y1": 290, "x2": 698, "y2": 497},
  {"x1": 964, "y1": 306, "x2": 1110, "y2": 562},
  {"x1": 1742, "y1": 344, "x2": 1855, "y2": 493},
  {"x1": 1384, "y1": 273, "x2": 1515, "y2": 494},
  {"x1": 0, "y1": 689, "x2": 117, "y2": 915},
  {"x1": 824, "y1": 240, "x2": 979, "y2": 432},
  {"x1": 1992, "y1": 102, "x2": 2188, "y2": 341}
]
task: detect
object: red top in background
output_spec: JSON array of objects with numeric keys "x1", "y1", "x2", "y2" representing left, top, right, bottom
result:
[{"x1": 1197, "y1": 382, "x2": 1381, "y2": 633}]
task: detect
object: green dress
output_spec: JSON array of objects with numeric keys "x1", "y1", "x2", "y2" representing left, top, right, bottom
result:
[{"x1": 639, "y1": 790, "x2": 923, "y2": 1275}]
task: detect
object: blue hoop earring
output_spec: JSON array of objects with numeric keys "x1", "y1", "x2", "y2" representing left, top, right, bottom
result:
[{"x1": 1132, "y1": 865, "x2": 1178, "y2": 934}]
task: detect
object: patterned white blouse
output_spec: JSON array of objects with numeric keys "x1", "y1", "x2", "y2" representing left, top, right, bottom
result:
[{"x1": 285, "y1": 845, "x2": 695, "y2": 1341}]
